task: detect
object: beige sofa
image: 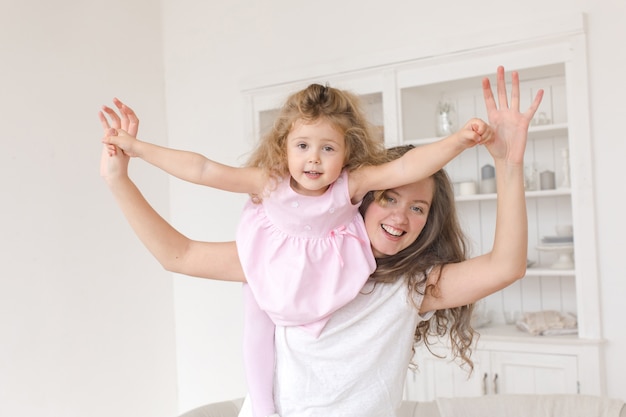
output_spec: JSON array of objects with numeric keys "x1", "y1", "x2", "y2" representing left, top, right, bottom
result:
[
  {"x1": 179, "y1": 394, "x2": 626, "y2": 417},
  {"x1": 178, "y1": 398, "x2": 438, "y2": 417}
]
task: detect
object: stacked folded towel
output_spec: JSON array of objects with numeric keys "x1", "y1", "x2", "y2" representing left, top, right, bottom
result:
[{"x1": 515, "y1": 310, "x2": 578, "y2": 336}]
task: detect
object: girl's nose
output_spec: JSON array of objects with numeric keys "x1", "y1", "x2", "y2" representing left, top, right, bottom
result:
[{"x1": 308, "y1": 152, "x2": 320, "y2": 164}]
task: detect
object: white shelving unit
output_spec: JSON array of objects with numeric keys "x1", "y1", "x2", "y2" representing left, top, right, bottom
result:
[{"x1": 242, "y1": 20, "x2": 603, "y2": 400}]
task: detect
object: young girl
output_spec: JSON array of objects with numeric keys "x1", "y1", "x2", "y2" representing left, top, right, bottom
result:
[{"x1": 101, "y1": 84, "x2": 492, "y2": 417}]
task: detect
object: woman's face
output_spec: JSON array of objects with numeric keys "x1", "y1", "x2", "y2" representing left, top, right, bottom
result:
[{"x1": 364, "y1": 177, "x2": 435, "y2": 258}]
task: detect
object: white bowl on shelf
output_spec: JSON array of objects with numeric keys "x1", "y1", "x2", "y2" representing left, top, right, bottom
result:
[
  {"x1": 536, "y1": 244, "x2": 575, "y2": 269},
  {"x1": 556, "y1": 224, "x2": 573, "y2": 237}
]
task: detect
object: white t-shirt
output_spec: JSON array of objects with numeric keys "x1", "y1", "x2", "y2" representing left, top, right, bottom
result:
[{"x1": 239, "y1": 277, "x2": 432, "y2": 417}]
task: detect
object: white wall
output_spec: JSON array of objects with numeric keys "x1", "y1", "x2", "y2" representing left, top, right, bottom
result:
[
  {"x1": 0, "y1": 1, "x2": 177, "y2": 416},
  {"x1": 586, "y1": 0, "x2": 626, "y2": 397},
  {"x1": 3, "y1": 1, "x2": 624, "y2": 416},
  {"x1": 159, "y1": 0, "x2": 626, "y2": 412}
]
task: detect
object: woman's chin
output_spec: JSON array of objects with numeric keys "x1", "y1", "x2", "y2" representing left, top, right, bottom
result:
[{"x1": 372, "y1": 243, "x2": 402, "y2": 258}]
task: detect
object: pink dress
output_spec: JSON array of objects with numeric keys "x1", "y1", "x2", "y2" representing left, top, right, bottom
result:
[{"x1": 236, "y1": 170, "x2": 376, "y2": 336}]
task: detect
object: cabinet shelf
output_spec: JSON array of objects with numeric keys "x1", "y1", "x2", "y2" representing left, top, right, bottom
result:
[
  {"x1": 404, "y1": 123, "x2": 568, "y2": 147},
  {"x1": 454, "y1": 188, "x2": 571, "y2": 202},
  {"x1": 525, "y1": 267, "x2": 575, "y2": 277},
  {"x1": 477, "y1": 324, "x2": 578, "y2": 341},
  {"x1": 528, "y1": 122, "x2": 568, "y2": 139},
  {"x1": 524, "y1": 188, "x2": 571, "y2": 198},
  {"x1": 476, "y1": 325, "x2": 604, "y2": 348}
]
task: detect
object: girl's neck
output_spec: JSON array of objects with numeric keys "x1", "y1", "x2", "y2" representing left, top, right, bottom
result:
[{"x1": 289, "y1": 176, "x2": 330, "y2": 197}]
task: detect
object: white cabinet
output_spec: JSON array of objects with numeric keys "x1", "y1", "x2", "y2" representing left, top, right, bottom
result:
[
  {"x1": 487, "y1": 351, "x2": 578, "y2": 395},
  {"x1": 404, "y1": 327, "x2": 603, "y2": 399},
  {"x1": 406, "y1": 349, "x2": 579, "y2": 400},
  {"x1": 242, "y1": 17, "x2": 603, "y2": 400}
]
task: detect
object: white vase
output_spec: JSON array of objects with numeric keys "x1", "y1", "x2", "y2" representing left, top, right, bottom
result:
[{"x1": 436, "y1": 111, "x2": 454, "y2": 136}]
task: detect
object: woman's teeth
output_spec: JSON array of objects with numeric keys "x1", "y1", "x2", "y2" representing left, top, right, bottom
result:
[{"x1": 382, "y1": 224, "x2": 403, "y2": 237}]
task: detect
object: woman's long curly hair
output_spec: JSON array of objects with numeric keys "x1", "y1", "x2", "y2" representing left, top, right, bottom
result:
[
  {"x1": 360, "y1": 145, "x2": 478, "y2": 373},
  {"x1": 245, "y1": 83, "x2": 387, "y2": 200}
]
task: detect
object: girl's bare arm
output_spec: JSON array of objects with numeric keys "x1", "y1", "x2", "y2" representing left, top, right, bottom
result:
[{"x1": 101, "y1": 98, "x2": 264, "y2": 195}]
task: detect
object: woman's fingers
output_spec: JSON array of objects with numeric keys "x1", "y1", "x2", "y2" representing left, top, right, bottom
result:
[
  {"x1": 482, "y1": 77, "x2": 496, "y2": 114},
  {"x1": 113, "y1": 98, "x2": 140, "y2": 137},
  {"x1": 510, "y1": 71, "x2": 520, "y2": 112},
  {"x1": 100, "y1": 98, "x2": 140, "y2": 135},
  {"x1": 98, "y1": 110, "x2": 110, "y2": 131},
  {"x1": 496, "y1": 66, "x2": 509, "y2": 110},
  {"x1": 100, "y1": 105, "x2": 122, "y2": 129},
  {"x1": 526, "y1": 89, "x2": 544, "y2": 120}
]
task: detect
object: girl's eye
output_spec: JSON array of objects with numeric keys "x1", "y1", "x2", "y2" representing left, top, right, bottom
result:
[
  {"x1": 297, "y1": 143, "x2": 307, "y2": 149},
  {"x1": 323, "y1": 145, "x2": 334, "y2": 152},
  {"x1": 411, "y1": 206, "x2": 424, "y2": 214}
]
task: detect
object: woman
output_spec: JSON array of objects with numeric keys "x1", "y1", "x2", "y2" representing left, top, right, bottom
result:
[{"x1": 99, "y1": 66, "x2": 542, "y2": 416}]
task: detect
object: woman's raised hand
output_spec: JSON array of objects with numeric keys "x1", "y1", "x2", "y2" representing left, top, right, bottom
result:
[
  {"x1": 99, "y1": 97, "x2": 139, "y2": 136},
  {"x1": 482, "y1": 66, "x2": 544, "y2": 165}
]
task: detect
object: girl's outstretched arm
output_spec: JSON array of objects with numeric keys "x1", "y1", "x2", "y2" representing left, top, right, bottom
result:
[
  {"x1": 99, "y1": 107, "x2": 246, "y2": 282},
  {"x1": 420, "y1": 66, "x2": 543, "y2": 313},
  {"x1": 350, "y1": 118, "x2": 493, "y2": 203},
  {"x1": 101, "y1": 98, "x2": 264, "y2": 195}
]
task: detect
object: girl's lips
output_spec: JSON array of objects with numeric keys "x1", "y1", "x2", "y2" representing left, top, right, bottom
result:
[
  {"x1": 305, "y1": 171, "x2": 322, "y2": 179},
  {"x1": 381, "y1": 224, "x2": 405, "y2": 237}
]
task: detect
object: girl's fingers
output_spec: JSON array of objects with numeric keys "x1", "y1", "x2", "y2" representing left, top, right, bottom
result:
[{"x1": 106, "y1": 144, "x2": 117, "y2": 157}]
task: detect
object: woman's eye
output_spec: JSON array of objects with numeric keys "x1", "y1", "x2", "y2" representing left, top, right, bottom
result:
[{"x1": 411, "y1": 206, "x2": 424, "y2": 214}]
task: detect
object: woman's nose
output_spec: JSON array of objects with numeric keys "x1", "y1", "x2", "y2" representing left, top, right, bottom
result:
[{"x1": 390, "y1": 207, "x2": 410, "y2": 224}]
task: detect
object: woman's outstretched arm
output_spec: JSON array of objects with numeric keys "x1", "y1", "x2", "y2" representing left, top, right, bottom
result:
[
  {"x1": 99, "y1": 103, "x2": 246, "y2": 282},
  {"x1": 421, "y1": 66, "x2": 543, "y2": 313}
]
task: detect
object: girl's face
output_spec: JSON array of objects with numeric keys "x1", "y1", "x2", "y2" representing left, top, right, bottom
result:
[
  {"x1": 286, "y1": 118, "x2": 346, "y2": 196},
  {"x1": 364, "y1": 178, "x2": 434, "y2": 258}
]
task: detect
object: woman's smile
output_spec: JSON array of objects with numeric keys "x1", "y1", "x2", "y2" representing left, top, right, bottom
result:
[{"x1": 381, "y1": 223, "x2": 405, "y2": 237}]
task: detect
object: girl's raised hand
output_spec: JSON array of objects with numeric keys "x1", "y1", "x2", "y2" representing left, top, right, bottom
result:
[
  {"x1": 101, "y1": 128, "x2": 142, "y2": 157},
  {"x1": 482, "y1": 66, "x2": 544, "y2": 165},
  {"x1": 456, "y1": 118, "x2": 494, "y2": 148}
]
